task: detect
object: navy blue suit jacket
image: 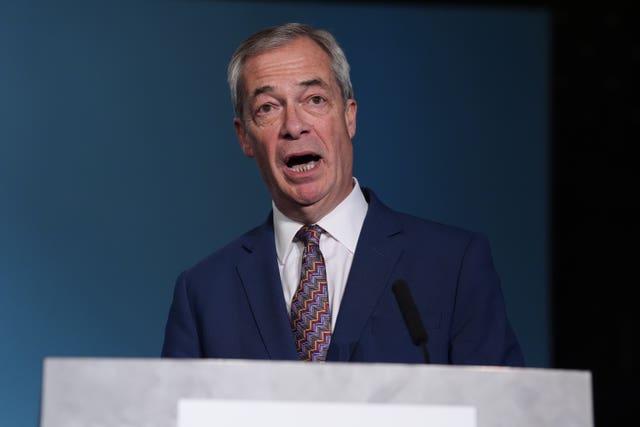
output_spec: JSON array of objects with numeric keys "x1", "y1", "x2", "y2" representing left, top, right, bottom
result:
[{"x1": 162, "y1": 189, "x2": 524, "y2": 366}]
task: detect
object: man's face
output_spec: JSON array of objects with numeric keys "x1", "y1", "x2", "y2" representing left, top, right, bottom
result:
[{"x1": 234, "y1": 37, "x2": 357, "y2": 224}]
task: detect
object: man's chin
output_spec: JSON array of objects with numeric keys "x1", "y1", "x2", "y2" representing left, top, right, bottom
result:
[
  {"x1": 273, "y1": 189, "x2": 328, "y2": 220},
  {"x1": 284, "y1": 181, "x2": 326, "y2": 204},
  {"x1": 290, "y1": 194, "x2": 324, "y2": 210}
]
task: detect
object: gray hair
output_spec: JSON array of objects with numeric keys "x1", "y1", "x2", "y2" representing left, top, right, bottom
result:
[{"x1": 227, "y1": 23, "x2": 354, "y2": 119}]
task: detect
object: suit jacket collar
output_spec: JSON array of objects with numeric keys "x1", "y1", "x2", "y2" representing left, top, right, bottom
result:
[
  {"x1": 327, "y1": 188, "x2": 404, "y2": 361},
  {"x1": 235, "y1": 188, "x2": 404, "y2": 362},
  {"x1": 236, "y1": 214, "x2": 298, "y2": 360}
]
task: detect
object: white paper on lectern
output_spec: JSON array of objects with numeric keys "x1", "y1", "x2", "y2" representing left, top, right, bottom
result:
[{"x1": 178, "y1": 398, "x2": 476, "y2": 427}]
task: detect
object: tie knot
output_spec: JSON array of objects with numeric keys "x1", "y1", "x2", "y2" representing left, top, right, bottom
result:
[{"x1": 296, "y1": 224, "x2": 323, "y2": 246}]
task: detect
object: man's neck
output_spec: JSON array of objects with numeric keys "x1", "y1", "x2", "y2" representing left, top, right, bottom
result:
[{"x1": 275, "y1": 180, "x2": 355, "y2": 225}]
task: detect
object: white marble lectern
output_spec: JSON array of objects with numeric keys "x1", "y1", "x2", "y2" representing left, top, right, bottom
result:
[{"x1": 39, "y1": 358, "x2": 592, "y2": 427}]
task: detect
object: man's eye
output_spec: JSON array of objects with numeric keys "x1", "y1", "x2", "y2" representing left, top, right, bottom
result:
[
  {"x1": 257, "y1": 104, "x2": 272, "y2": 114},
  {"x1": 310, "y1": 96, "x2": 324, "y2": 105}
]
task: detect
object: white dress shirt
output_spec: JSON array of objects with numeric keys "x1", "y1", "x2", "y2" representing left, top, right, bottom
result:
[{"x1": 273, "y1": 178, "x2": 368, "y2": 330}]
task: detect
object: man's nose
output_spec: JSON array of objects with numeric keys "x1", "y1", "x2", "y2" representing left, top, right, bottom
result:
[{"x1": 280, "y1": 104, "x2": 309, "y2": 140}]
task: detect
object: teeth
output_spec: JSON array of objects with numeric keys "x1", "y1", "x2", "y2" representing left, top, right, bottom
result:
[{"x1": 290, "y1": 160, "x2": 317, "y2": 172}]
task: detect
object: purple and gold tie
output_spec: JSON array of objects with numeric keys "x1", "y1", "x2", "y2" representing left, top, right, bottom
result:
[{"x1": 290, "y1": 225, "x2": 332, "y2": 361}]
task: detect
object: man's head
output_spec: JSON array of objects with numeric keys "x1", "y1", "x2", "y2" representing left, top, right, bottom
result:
[
  {"x1": 228, "y1": 23, "x2": 354, "y2": 119},
  {"x1": 228, "y1": 23, "x2": 357, "y2": 224}
]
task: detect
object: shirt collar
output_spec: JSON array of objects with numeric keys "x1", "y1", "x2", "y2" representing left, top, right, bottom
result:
[{"x1": 273, "y1": 178, "x2": 369, "y2": 264}]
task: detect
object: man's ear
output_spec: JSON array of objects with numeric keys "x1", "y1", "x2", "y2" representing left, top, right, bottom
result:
[
  {"x1": 234, "y1": 118, "x2": 254, "y2": 157},
  {"x1": 345, "y1": 99, "x2": 357, "y2": 139}
]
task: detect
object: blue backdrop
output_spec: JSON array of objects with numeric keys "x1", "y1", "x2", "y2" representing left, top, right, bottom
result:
[{"x1": 0, "y1": 1, "x2": 549, "y2": 425}]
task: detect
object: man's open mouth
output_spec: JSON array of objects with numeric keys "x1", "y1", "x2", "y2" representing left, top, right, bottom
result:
[{"x1": 286, "y1": 154, "x2": 321, "y2": 172}]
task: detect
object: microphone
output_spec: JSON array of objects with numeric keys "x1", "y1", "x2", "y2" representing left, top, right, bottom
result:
[{"x1": 392, "y1": 279, "x2": 430, "y2": 364}]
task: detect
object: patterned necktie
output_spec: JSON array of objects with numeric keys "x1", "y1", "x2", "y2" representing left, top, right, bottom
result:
[{"x1": 290, "y1": 225, "x2": 332, "y2": 361}]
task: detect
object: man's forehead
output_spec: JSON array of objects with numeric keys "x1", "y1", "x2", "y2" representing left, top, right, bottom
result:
[
  {"x1": 250, "y1": 78, "x2": 330, "y2": 97},
  {"x1": 241, "y1": 38, "x2": 331, "y2": 81}
]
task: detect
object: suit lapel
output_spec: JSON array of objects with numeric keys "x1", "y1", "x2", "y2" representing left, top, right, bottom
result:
[
  {"x1": 327, "y1": 191, "x2": 404, "y2": 361},
  {"x1": 236, "y1": 217, "x2": 298, "y2": 360}
]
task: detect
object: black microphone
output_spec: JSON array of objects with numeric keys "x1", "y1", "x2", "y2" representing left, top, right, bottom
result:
[{"x1": 392, "y1": 279, "x2": 430, "y2": 364}]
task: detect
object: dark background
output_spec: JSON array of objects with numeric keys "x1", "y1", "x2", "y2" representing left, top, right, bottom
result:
[
  {"x1": 412, "y1": 2, "x2": 638, "y2": 424},
  {"x1": 551, "y1": 5, "x2": 637, "y2": 426},
  {"x1": 472, "y1": 1, "x2": 636, "y2": 425}
]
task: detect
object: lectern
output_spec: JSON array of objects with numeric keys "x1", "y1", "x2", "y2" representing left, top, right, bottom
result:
[{"x1": 40, "y1": 358, "x2": 592, "y2": 427}]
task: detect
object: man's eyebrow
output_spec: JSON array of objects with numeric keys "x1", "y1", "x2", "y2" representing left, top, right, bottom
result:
[
  {"x1": 250, "y1": 79, "x2": 328, "y2": 100},
  {"x1": 300, "y1": 78, "x2": 328, "y2": 89},
  {"x1": 252, "y1": 85, "x2": 274, "y2": 98}
]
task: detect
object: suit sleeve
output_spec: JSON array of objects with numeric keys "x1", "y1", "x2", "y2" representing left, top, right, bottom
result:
[
  {"x1": 449, "y1": 234, "x2": 525, "y2": 366},
  {"x1": 161, "y1": 271, "x2": 202, "y2": 358}
]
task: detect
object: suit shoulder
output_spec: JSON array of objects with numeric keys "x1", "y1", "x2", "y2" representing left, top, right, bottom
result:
[
  {"x1": 365, "y1": 187, "x2": 486, "y2": 246},
  {"x1": 181, "y1": 221, "x2": 271, "y2": 282},
  {"x1": 363, "y1": 188, "x2": 491, "y2": 256},
  {"x1": 396, "y1": 210, "x2": 483, "y2": 244}
]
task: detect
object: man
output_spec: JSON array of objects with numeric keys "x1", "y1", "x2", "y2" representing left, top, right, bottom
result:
[{"x1": 162, "y1": 23, "x2": 524, "y2": 366}]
